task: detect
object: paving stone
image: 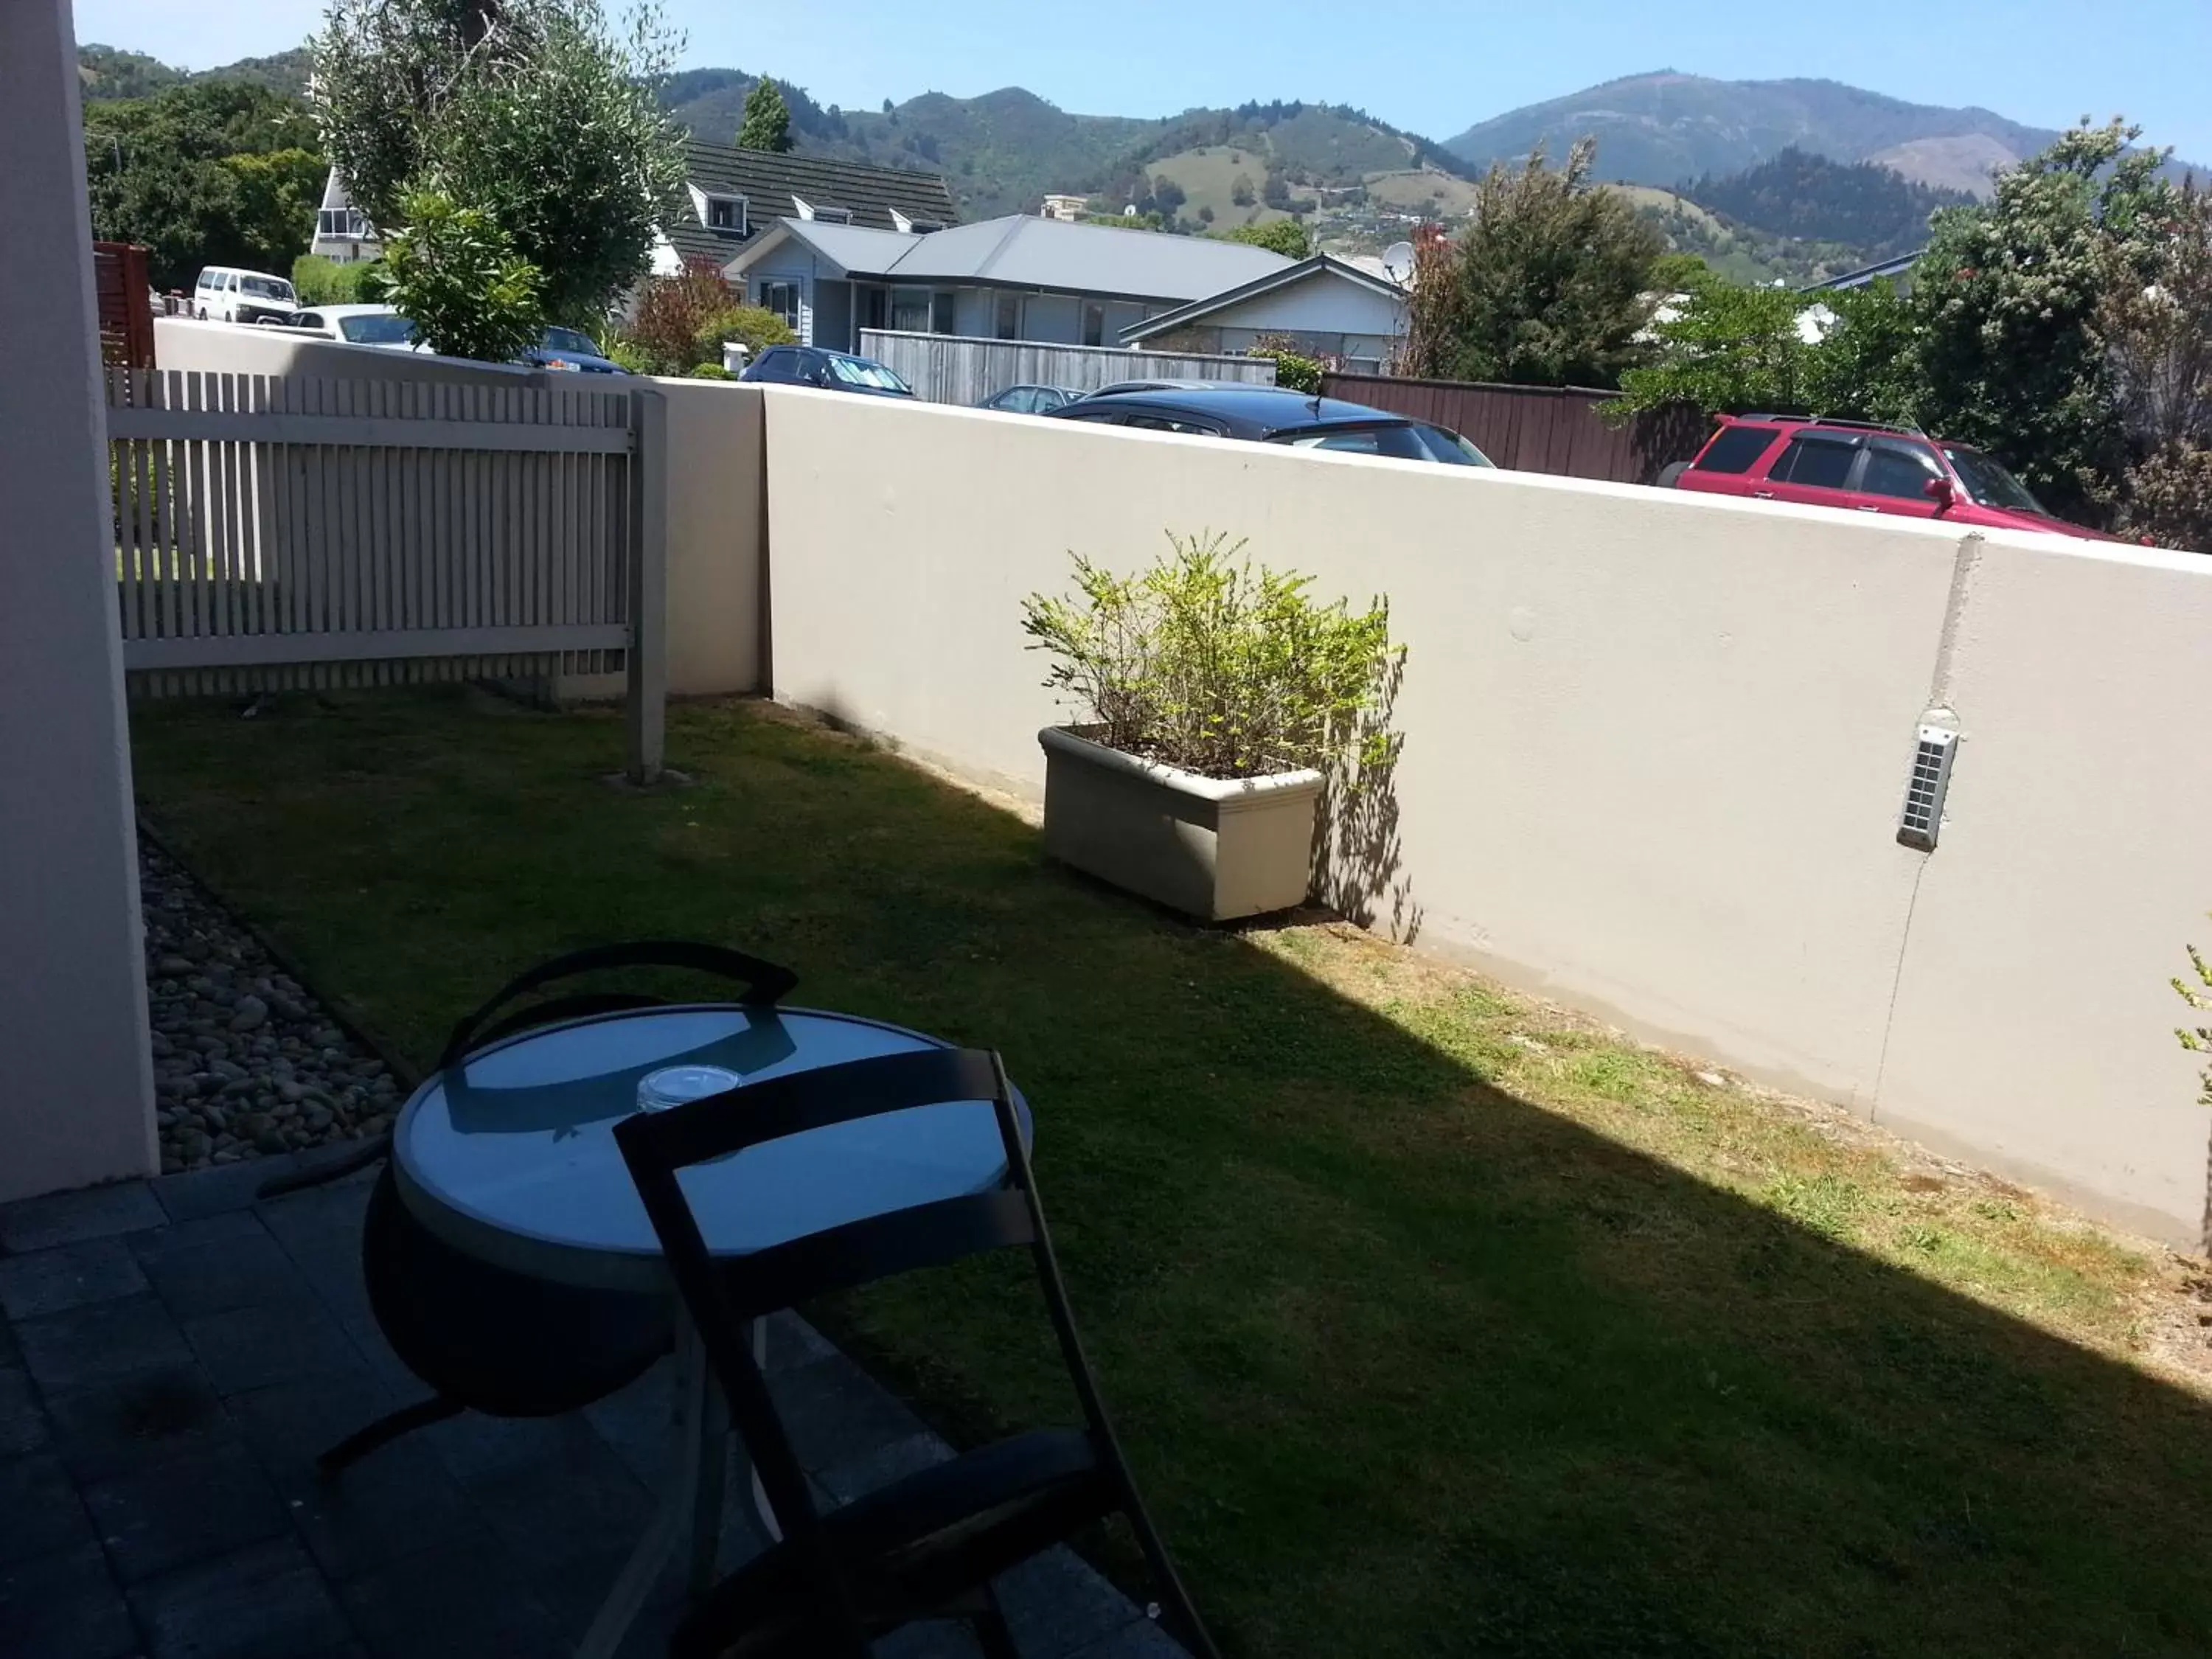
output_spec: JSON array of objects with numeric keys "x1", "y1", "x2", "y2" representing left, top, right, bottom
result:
[
  {"x1": 0, "y1": 1540, "x2": 137, "y2": 1659},
  {"x1": 132, "y1": 1218, "x2": 314, "y2": 1322},
  {"x1": 181, "y1": 1295, "x2": 365, "y2": 1396},
  {"x1": 152, "y1": 1158, "x2": 305, "y2": 1225},
  {"x1": 818, "y1": 1427, "x2": 956, "y2": 1505},
  {"x1": 767, "y1": 1352, "x2": 931, "y2": 1477},
  {"x1": 874, "y1": 1620, "x2": 990, "y2": 1658},
  {"x1": 0, "y1": 1183, "x2": 166, "y2": 1255},
  {"x1": 335, "y1": 1533, "x2": 566, "y2": 1659},
  {"x1": 0, "y1": 1238, "x2": 150, "y2": 1321},
  {"x1": 0, "y1": 1451, "x2": 96, "y2": 1566},
  {"x1": 1062, "y1": 1614, "x2": 1190, "y2": 1659},
  {"x1": 130, "y1": 1536, "x2": 352, "y2": 1659},
  {"x1": 763, "y1": 1309, "x2": 838, "y2": 1373},
  {"x1": 994, "y1": 1548, "x2": 1148, "y2": 1659},
  {"x1": 0, "y1": 1365, "x2": 51, "y2": 1458},
  {"x1": 580, "y1": 1360, "x2": 679, "y2": 1487},
  {"x1": 227, "y1": 1374, "x2": 478, "y2": 1582},
  {"x1": 15, "y1": 1295, "x2": 192, "y2": 1396},
  {"x1": 41, "y1": 1360, "x2": 230, "y2": 1483},
  {"x1": 83, "y1": 1437, "x2": 291, "y2": 1583}
]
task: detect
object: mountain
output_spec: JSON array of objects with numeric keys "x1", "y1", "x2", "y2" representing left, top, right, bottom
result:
[
  {"x1": 1446, "y1": 72, "x2": 2063, "y2": 197},
  {"x1": 1680, "y1": 147, "x2": 1975, "y2": 260},
  {"x1": 78, "y1": 41, "x2": 313, "y2": 102}
]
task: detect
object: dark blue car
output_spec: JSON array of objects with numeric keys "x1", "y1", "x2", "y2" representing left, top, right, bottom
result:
[
  {"x1": 740, "y1": 346, "x2": 915, "y2": 397},
  {"x1": 524, "y1": 325, "x2": 630, "y2": 375}
]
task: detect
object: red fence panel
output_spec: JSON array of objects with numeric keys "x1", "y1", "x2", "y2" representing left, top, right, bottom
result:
[
  {"x1": 92, "y1": 241, "x2": 156, "y2": 369},
  {"x1": 1319, "y1": 372, "x2": 1708, "y2": 487}
]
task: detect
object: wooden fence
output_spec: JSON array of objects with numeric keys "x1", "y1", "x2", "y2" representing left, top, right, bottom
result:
[
  {"x1": 859, "y1": 330, "x2": 1275, "y2": 406},
  {"x1": 93, "y1": 241, "x2": 155, "y2": 369},
  {"x1": 1319, "y1": 373, "x2": 1709, "y2": 486},
  {"x1": 104, "y1": 367, "x2": 668, "y2": 779}
]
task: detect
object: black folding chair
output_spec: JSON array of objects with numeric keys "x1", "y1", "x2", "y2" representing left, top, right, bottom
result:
[
  {"x1": 260, "y1": 941, "x2": 799, "y2": 1473},
  {"x1": 613, "y1": 1046, "x2": 1219, "y2": 1659}
]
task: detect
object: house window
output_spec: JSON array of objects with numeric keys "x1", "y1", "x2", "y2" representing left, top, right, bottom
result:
[
  {"x1": 995, "y1": 293, "x2": 1020, "y2": 340},
  {"x1": 317, "y1": 208, "x2": 371, "y2": 238},
  {"x1": 891, "y1": 209, "x2": 946, "y2": 234},
  {"x1": 931, "y1": 292, "x2": 956, "y2": 335},
  {"x1": 891, "y1": 288, "x2": 931, "y2": 332},
  {"x1": 813, "y1": 206, "x2": 853, "y2": 224},
  {"x1": 703, "y1": 194, "x2": 746, "y2": 234},
  {"x1": 759, "y1": 280, "x2": 801, "y2": 331},
  {"x1": 1082, "y1": 303, "x2": 1105, "y2": 347}
]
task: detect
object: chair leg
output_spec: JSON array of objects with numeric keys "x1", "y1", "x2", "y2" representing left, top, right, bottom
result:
[
  {"x1": 972, "y1": 1589, "x2": 1022, "y2": 1659},
  {"x1": 316, "y1": 1394, "x2": 465, "y2": 1474}
]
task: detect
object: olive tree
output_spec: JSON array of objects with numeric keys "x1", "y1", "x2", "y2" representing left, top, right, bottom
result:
[{"x1": 315, "y1": 0, "x2": 686, "y2": 325}]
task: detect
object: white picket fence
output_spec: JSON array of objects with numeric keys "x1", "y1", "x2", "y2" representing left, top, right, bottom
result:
[
  {"x1": 858, "y1": 330, "x2": 1276, "y2": 406},
  {"x1": 104, "y1": 367, "x2": 668, "y2": 778}
]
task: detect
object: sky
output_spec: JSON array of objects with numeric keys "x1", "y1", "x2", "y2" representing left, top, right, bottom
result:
[{"x1": 70, "y1": 0, "x2": 2212, "y2": 166}]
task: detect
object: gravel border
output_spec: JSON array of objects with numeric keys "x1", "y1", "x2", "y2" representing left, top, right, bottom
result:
[{"x1": 140, "y1": 835, "x2": 403, "y2": 1174}]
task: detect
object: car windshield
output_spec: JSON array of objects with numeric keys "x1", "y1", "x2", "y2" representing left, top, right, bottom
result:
[
  {"x1": 542, "y1": 327, "x2": 598, "y2": 355},
  {"x1": 340, "y1": 313, "x2": 417, "y2": 345},
  {"x1": 828, "y1": 356, "x2": 911, "y2": 392},
  {"x1": 1411, "y1": 424, "x2": 1495, "y2": 467},
  {"x1": 1941, "y1": 446, "x2": 2046, "y2": 513},
  {"x1": 240, "y1": 276, "x2": 293, "y2": 302}
]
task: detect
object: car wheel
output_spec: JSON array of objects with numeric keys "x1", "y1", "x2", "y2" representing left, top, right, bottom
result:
[{"x1": 1655, "y1": 462, "x2": 1690, "y2": 489}]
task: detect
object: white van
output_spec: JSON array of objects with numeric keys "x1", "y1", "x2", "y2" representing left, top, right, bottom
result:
[{"x1": 191, "y1": 266, "x2": 299, "y2": 325}]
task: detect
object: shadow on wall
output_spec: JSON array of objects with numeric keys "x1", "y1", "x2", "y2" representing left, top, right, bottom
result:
[{"x1": 1311, "y1": 647, "x2": 1420, "y2": 943}]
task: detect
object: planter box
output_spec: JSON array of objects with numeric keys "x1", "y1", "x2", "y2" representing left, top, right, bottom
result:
[{"x1": 1037, "y1": 726, "x2": 1324, "y2": 922}]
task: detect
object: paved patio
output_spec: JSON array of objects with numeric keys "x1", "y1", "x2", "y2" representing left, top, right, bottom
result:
[{"x1": 0, "y1": 1156, "x2": 1182, "y2": 1659}]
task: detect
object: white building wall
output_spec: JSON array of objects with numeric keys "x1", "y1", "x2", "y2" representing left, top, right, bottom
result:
[
  {"x1": 1021, "y1": 294, "x2": 1081, "y2": 345},
  {"x1": 0, "y1": 0, "x2": 158, "y2": 1202},
  {"x1": 742, "y1": 244, "x2": 820, "y2": 344},
  {"x1": 1205, "y1": 270, "x2": 1407, "y2": 338}
]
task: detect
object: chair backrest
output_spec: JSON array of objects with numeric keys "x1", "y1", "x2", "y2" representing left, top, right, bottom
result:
[{"x1": 614, "y1": 1048, "x2": 1125, "y2": 1599}]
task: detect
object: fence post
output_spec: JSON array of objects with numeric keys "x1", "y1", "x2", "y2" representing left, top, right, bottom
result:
[{"x1": 625, "y1": 387, "x2": 668, "y2": 785}]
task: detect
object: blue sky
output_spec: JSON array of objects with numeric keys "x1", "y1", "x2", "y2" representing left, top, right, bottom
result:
[{"x1": 72, "y1": 0, "x2": 2212, "y2": 165}]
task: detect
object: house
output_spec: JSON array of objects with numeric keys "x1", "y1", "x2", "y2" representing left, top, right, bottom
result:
[
  {"x1": 653, "y1": 140, "x2": 958, "y2": 279},
  {"x1": 1804, "y1": 248, "x2": 1924, "y2": 295},
  {"x1": 718, "y1": 212, "x2": 1295, "y2": 352},
  {"x1": 1040, "y1": 194, "x2": 1088, "y2": 223},
  {"x1": 1116, "y1": 252, "x2": 1408, "y2": 374},
  {"x1": 309, "y1": 165, "x2": 380, "y2": 263}
]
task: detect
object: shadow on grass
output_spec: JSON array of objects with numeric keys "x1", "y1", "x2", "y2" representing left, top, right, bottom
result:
[{"x1": 129, "y1": 688, "x2": 2212, "y2": 1659}]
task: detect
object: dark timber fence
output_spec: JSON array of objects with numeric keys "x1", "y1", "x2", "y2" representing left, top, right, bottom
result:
[{"x1": 1318, "y1": 373, "x2": 1708, "y2": 486}]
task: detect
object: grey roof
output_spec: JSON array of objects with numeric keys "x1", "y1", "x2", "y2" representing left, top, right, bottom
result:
[
  {"x1": 728, "y1": 214, "x2": 1295, "y2": 305},
  {"x1": 1120, "y1": 254, "x2": 1405, "y2": 343},
  {"x1": 664, "y1": 139, "x2": 956, "y2": 266},
  {"x1": 1803, "y1": 248, "x2": 1924, "y2": 293}
]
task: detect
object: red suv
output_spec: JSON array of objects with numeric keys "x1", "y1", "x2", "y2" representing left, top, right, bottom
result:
[{"x1": 1668, "y1": 415, "x2": 2116, "y2": 540}]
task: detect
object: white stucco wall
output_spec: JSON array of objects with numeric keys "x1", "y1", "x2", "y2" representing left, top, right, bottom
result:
[
  {"x1": 741, "y1": 243, "x2": 819, "y2": 345},
  {"x1": 756, "y1": 389, "x2": 2212, "y2": 1245},
  {"x1": 1, "y1": 0, "x2": 158, "y2": 1201},
  {"x1": 1202, "y1": 269, "x2": 1406, "y2": 338}
]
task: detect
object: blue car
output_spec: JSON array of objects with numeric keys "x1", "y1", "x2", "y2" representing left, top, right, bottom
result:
[
  {"x1": 740, "y1": 345, "x2": 915, "y2": 397},
  {"x1": 524, "y1": 325, "x2": 630, "y2": 375}
]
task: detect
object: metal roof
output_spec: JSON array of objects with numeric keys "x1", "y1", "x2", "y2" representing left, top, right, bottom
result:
[
  {"x1": 663, "y1": 140, "x2": 957, "y2": 267},
  {"x1": 726, "y1": 213, "x2": 1295, "y2": 304},
  {"x1": 1119, "y1": 254, "x2": 1405, "y2": 343}
]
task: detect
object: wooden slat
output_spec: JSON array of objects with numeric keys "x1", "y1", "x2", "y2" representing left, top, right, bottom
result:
[
  {"x1": 105, "y1": 406, "x2": 635, "y2": 452},
  {"x1": 122, "y1": 624, "x2": 629, "y2": 670}
]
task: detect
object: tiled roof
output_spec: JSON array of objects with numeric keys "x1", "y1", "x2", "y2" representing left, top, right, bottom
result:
[{"x1": 663, "y1": 140, "x2": 958, "y2": 266}]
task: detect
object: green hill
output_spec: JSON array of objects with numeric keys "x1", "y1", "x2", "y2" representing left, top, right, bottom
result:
[
  {"x1": 79, "y1": 42, "x2": 312, "y2": 102},
  {"x1": 1681, "y1": 147, "x2": 1972, "y2": 260}
]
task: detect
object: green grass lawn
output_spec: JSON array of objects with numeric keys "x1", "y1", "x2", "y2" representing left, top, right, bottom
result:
[{"x1": 131, "y1": 689, "x2": 2212, "y2": 1658}]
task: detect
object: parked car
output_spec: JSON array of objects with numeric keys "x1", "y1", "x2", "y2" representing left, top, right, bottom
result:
[
  {"x1": 191, "y1": 266, "x2": 298, "y2": 325},
  {"x1": 291, "y1": 305, "x2": 419, "y2": 349},
  {"x1": 1046, "y1": 384, "x2": 1497, "y2": 467},
  {"x1": 1666, "y1": 414, "x2": 2121, "y2": 539},
  {"x1": 523, "y1": 325, "x2": 629, "y2": 375},
  {"x1": 740, "y1": 346, "x2": 914, "y2": 397},
  {"x1": 978, "y1": 384, "x2": 1084, "y2": 414}
]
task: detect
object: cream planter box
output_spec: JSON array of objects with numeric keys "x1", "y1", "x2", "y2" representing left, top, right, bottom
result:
[{"x1": 1037, "y1": 726, "x2": 1324, "y2": 922}]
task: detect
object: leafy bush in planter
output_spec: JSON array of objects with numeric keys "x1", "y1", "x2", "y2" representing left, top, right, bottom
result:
[
  {"x1": 2178, "y1": 929, "x2": 2212, "y2": 1110},
  {"x1": 1020, "y1": 532, "x2": 1397, "y2": 779}
]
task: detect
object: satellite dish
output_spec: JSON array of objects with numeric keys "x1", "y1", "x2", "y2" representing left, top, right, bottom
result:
[{"x1": 1381, "y1": 240, "x2": 1416, "y2": 285}]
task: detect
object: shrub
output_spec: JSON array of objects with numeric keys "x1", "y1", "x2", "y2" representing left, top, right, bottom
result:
[
  {"x1": 1246, "y1": 335, "x2": 1322, "y2": 392},
  {"x1": 686, "y1": 362, "x2": 735, "y2": 380},
  {"x1": 2177, "y1": 930, "x2": 2212, "y2": 1110},
  {"x1": 691, "y1": 304, "x2": 795, "y2": 367},
  {"x1": 292, "y1": 254, "x2": 383, "y2": 306},
  {"x1": 625, "y1": 262, "x2": 734, "y2": 375},
  {"x1": 601, "y1": 337, "x2": 655, "y2": 375},
  {"x1": 1019, "y1": 532, "x2": 1397, "y2": 779},
  {"x1": 2123, "y1": 442, "x2": 2212, "y2": 552},
  {"x1": 377, "y1": 189, "x2": 544, "y2": 361}
]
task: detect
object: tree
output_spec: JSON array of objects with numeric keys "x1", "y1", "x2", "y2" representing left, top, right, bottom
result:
[
  {"x1": 1404, "y1": 139, "x2": 1666, "y2": 389},
  {"x1": 1909, "y1": 119, "x2": 2174, "y2": 525},
  {"x1": 1225, "y1": 218, "x2": 1311, "y2": 259},
  {"x1": 375, "y1": 189, "x2": 545, "y2": 361},
  {"x1": 1802, "y1": 279, "x2": 1924, "y2": 425},
  {"x1": 316, "y1": 0, "x2": 686, "y2": 324},
  {"x1": 737, "y1": 77, "x2": 793, "y2": 153},
  {"x1": 1150, "y1": 176, "x2": 1186, "y2": 217},
  {"x1": 1197, "y1": 204, "x2": 1214, "y2": 225},
  {"x1": 81, "y1": 82, "x2": 324, "y2": 288},
  {"x1": 1231, "y1": 173, "x2": 1255, "y2": 208}
]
